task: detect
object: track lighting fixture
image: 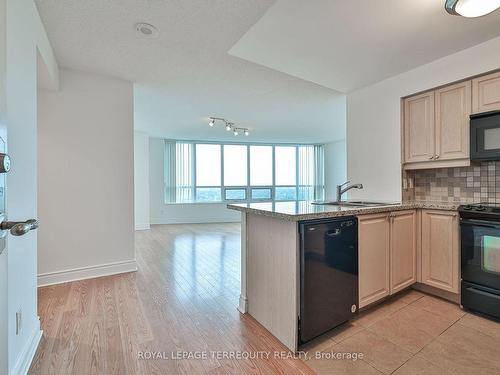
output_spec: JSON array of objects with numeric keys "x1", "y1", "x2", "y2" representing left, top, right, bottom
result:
[{"x1": 207, "y1": 117, "x2": 251, "y2": 137}]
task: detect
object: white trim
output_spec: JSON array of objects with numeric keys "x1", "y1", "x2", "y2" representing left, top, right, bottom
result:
[
  {"x1": 37, "y1": 260, "x2": 138, "y2": 287},
  {"x1": 135, "y1": 223, "x2": 150, "y2": 230},
  {"x1": 238, "y1": 295, "x2": 248, "y2": 314},
  {"x1": 151, "y1": 217, "x2": 241, "y2": 225},
  {"x1": 11, "y1": 318, "x2": 42, "y2": 375}
]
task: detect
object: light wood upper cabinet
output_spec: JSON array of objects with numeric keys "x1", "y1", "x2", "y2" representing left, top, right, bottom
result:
[
  {"x1": 472, "y1": 71, "x2": 500, "y2": 113},
  {"x1": 358, "y1": 213, "x2": 390, "y2": 308},
  {"x1": 404, "y1": 91, "x2": 435, "y2": 163},
  {"x1": 390, "y1": 210, "x2": 417, "y2": 294},
  {"x1": 435, "y1": 81, "x2": 471, "y2": 161},
  {"x1": 403, "y1": 81, "x2": 472, "y2": 169},
  {"x1": 421, "y1": 210, "x2": 459, "y2": 294}
]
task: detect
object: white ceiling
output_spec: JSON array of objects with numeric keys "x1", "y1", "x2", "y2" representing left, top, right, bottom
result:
[
  {"x1": 34, "y1": 0, "x2": 346, "y2": 143},
  {"x1": 35, "y1": 0, "x2": 500, "y2": 142},
  {"x1": 229, "y1": 0, "x2": 500, "y2": 92}
]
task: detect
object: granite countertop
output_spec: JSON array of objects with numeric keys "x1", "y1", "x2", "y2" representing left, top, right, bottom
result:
[{"x1": 227, "y1": 200, "x2": 461, "y2": 221}]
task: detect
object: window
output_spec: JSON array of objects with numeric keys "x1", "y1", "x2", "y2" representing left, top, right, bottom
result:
[
  {"x1": 250, "y1": 145, "x2": 273, "y2": 186},
  {"x1": 223, "y1": 145, "x2": 247, "y2": 186},
  {"x1": 165, "y1": 141, "x2": 324, "y2": 203}
]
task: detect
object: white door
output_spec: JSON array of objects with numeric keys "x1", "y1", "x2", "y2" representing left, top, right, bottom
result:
[{"x1": 0, "y1": 0, "x2": 8, "y2": 371}]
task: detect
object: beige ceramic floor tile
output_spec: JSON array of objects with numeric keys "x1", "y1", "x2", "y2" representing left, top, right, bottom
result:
[
  {"x1": 420, "y1": 323, "x2": 500, "y2": 375},
  {"x1": 435, "y1": 323, "x2": 500, "y2": 363},
  {"x1": 300, "y1": 329, "x2": 338, "y2": 355},
  {"x1": 367, "y1": 308, "x2": 437, "y2": 353},
  {"x1": 306, "y1": 343, "x2": 382, "y2": 375},
  {"x1": 354, "y1": 299, "x2": 407, "y2": 328},
  {"x1": 336, "y1": 330, "x2": 412, "y2": 374},
  {"x1": 329, "y1": 321, "x2": 365, "y2": 343},
  {"x1": 458, "y1": 312, "x2": 500, "y2": 340},
  {"x1": 391, "y1": 289, "x2": 425, "y2": 305},
  {"x1": 409, "y1": 296, "x2": 465, "y2": 321},
  {"x1": 392, "y1": 355, "x2": 454, "y2": 375}
]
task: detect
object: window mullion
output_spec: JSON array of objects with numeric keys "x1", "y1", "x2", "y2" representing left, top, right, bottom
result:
[
  {"x1": 192, "y1": 142, "x2": 196, "y2": 201},
  {"x1": 294, "y1": 146, "x2": 297, "y2": 199},
  {"x1": 221, "y1": 144, "x2": 224, "y2": 200},
  {"x1": 247, "y1": 145, "x2": 251, "y2": 202},
  {"x1": 272, "y1": 145, "x2": 276, "y2": 200}
]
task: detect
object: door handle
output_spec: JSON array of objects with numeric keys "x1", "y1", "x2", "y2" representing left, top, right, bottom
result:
[{"x1": 0, "y1": 219, "x2": 39, "y2": 236}]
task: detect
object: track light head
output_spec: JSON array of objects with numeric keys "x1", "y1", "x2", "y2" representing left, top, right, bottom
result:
[
  {"x1": 225, "y1": 123, "x2": 232, "y2": 131},
  {"x1": 233, "y1": 129, "x2": 239, "y2": 136},
  {"x1": 208, "y1": 119, "x2": 215, "y2": 127},
  {"x1": 244, "y1": 129, "x2": 249, "y2": 136}
]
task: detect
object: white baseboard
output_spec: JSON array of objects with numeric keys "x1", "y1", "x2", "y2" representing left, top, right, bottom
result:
[
  {"x1": 11, "y1": 318, "x2": 42, "y2": 375},
  {"x1": 151, "y1": 217, "x2": 241, "y2": 225},
  {"x1": 37, "y1": 260, "x2": 138, "y2": 287},
  {"x1": 237, "y1": 295, "x2": 248, "y2": 314},
  {"x1": 135, "y1": 223, "x2": 150, "y2": 230}
]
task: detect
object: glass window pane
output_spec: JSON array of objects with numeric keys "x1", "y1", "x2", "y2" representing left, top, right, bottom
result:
[
  {"x1": 196, "y1": 188, "x2": 221, "y2": 202},
  {"x1": 224, "y1": 145, "x2": 247, "y2": 186},
  {"x1": 225, "y1": 189, "x2": 246, "y2": 200},
  {"x1": 275, "y1": 146, "x2": 297, "y2": 186},
  {"x1": 251, "y1": 188, "x2": 272, "y2": 200},
  {"x1": 196, "y1": 144, "x2": 221, "y2": 186},
  {"x1": 298, "y1": 146, "x2": 314, "y2": 186},
  {"x1": 275, "y1": 187, "x2": 297, "y2": 201},
  {"x1": 298, "y1": 186, "x2": 314, "y2": 201},
  {"x1": 250, "y1": 146, "x2": 272, "y2": 186}
]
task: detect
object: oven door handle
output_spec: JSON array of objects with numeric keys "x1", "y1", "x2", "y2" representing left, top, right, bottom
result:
[{"x1": 460, "y1": 218, "x2": 500, "y2": 229}]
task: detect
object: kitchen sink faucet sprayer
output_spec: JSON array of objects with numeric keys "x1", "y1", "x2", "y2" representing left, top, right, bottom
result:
[{"x1": 336, "y1": 181, "x2": 363, "y2": 203}]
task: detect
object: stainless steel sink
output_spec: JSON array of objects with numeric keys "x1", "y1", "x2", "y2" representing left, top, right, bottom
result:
[{"x1": 312, "y1": 201, "x2": 399, "y2": 207}]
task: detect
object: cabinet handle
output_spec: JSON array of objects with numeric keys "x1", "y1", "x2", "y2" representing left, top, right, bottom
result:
[
  {"x1": 435, "y1": 154, "x2": 440, "y2": 159},
  {"x1": 429, "y1": 156, "x2": 434, "y2": 160}
]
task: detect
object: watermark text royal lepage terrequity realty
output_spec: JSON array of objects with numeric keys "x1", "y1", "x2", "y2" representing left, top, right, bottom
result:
[{"x1": 137, "y1": 350, "x2": 364, "y2": 361}]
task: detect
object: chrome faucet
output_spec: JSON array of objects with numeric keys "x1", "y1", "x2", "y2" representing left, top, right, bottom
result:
[{"x1": 336, "y1": 181, "x2": 363, "y2": 203}]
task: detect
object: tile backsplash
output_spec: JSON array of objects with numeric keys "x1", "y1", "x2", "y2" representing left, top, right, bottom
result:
[{"x1": 404, "y1": 161, "x2": 500, "y2": 204}]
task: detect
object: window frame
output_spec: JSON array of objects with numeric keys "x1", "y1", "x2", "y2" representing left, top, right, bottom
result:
[{"x1": 170, "y1": 140, "x2": 323, "y2": 204}]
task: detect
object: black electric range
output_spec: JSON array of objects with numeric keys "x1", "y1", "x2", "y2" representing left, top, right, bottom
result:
[{"x1": 458, "y1": 203, "x2": 500, "y2": 320}]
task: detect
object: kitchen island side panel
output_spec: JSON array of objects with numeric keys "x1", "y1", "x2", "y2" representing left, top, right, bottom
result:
[{"x1": 246, "y1": 213, "x2": 299, "y2": 352}]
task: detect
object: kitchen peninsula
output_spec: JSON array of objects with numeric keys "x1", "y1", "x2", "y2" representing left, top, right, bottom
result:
[{"x1": 228, "y1": 200, "x2": 460, "y2": 352}]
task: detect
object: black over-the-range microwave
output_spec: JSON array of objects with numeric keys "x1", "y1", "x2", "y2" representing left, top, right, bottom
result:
[{"x1": 471, "y1": 110, "x2": 500, "y2": 161}]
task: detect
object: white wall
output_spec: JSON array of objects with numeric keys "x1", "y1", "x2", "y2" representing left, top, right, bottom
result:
[
  {"x1": 38, "y1": 69, "x2": 136, "y2": 286},
  {"x1": 4, "y1": 0, "x2": 58, "y2": 373},
  {"x1": 347, "y1": 35, "x2": 500, "y2": 202},
  {"x1": 149, "y1": 138, "x2": 240, "y2": 224},
  {"x1": 134, "y1": 131, "x2": 150, "y2": 230},
  {"x1": 324, "y1": 139, "x2": 347, "y2": 200}
]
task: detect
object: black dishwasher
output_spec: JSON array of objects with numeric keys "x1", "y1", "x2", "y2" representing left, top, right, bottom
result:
[{"x1": 299, "y1": 217, "x2": 358, "y2": 345}]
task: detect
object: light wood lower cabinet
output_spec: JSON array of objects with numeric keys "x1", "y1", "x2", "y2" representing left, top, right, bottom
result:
[
  {"x1": 358, "y1": 213, "x2": 390, "y2": 308},
  {"x1": 420, "y1": 210, "x2": 459, "y2": 294},
  {"x1": 390, "y1": 210, "x2": 417, "y2": 294}
]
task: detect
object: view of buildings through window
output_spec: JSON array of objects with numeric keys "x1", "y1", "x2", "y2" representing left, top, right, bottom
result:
[{"x1": 166, "y1": 141, "x2": 324, "y2": 203}]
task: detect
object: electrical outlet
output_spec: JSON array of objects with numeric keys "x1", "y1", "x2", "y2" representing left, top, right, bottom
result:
[{"x1": 16, "y1": 309, "x2": 21, "y2": 335}]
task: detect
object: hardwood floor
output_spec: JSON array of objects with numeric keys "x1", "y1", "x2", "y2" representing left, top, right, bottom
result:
[{"x1": 29, "y1": 223, "x2": 315, "y2": 375}]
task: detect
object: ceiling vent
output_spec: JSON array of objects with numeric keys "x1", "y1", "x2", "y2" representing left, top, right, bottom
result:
[{"x1": 135, "y1": 23, "x2": 159, "y2": 38}]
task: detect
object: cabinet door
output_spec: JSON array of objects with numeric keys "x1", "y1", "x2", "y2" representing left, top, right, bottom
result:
[
  {"x1": 472, "y1": 71, "x2": 500, "y2": 113},
  {"x1": 358, "y1": 213, "x2": 390, "y2": 308},
  {"x1": 421, "y1": 210, "x2": 459, "y2": 293},
  {"x1": 404, "y1": 91, "x2": 435, "y2": 163},
  {"x1": 435, "y1": 81, "x2": 471, "y2": 161},
  {"x1": 390, "y1": 210, "x2": 417, "y2": 294}
]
